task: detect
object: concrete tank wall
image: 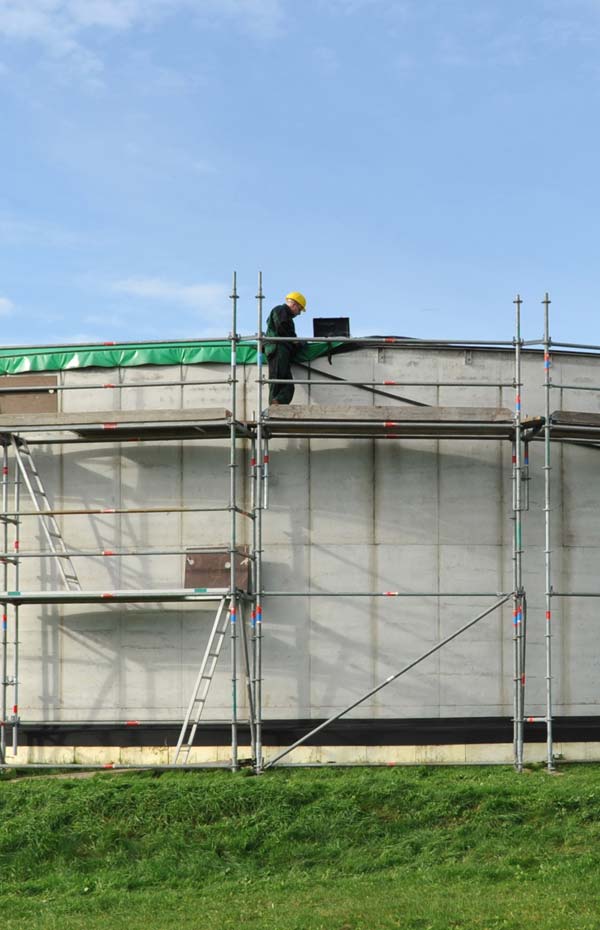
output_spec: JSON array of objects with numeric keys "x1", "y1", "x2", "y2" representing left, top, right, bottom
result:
[{"x1": 9, "y1": 345, "x2": 600, "y2": 733}]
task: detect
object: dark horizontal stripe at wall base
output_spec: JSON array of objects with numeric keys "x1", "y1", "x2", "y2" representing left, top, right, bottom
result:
[{"x1": 11, "y1": 717, "x2": 600, "y2": 749}]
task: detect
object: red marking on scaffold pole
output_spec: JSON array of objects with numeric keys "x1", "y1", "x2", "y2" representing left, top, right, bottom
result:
[
  {"x1": 103, "y1": 763, "x2": 115, "y2": 768},
  {"x1": 102, "y1": 550, "x2": 115, "y2": 556},
  {"x1": 102, "y1": 508, "x2": 116, "y2": 514},
  {"x1": 512, "y1": 454, "x2": 516, "y2": 464},
  {"x1": 383, "y1": 591, "x2": 399, "y2": 597},
  {"x1": 102, "y1": 341, "x2": 116, "y2": 346},
  {"x1": 2, "y1": 615, "x2": 6, "y2": 630},
  {"x1": 250, "y1": 458, "x2": 256, "y2": 467},
  {"x1": 544, "y1": 354, "x2": 551, "y2": 369},
  {"x1": 383, "y1": 380, "x2": 398, "y2": 385},
  {"x1": 527, "y1": 717, "x2": 535, "y2": 723},
  {"x1": 384, "y1": 337, "x2": 398, "y2": 343},
  {"x1": 125, "y1": 720, "x2": 140, "y2": 726},
  {"x1": 384, "y1": 421, "x2": 399, "y2": 428},
  {"x1": 521, "y1": 674, "x2": 526, "y2": 685},
  {"x1": 12, "y1": 705, "x2": 17, "y2": 715},
  {"x1": 387, "y1": 762, "x2": 397, "y2": 767},
  {"x1": 513, "y1": 609, "x2": 519, "y2": 625},
  {"x1": 13, "y1": 541, "x2": 19, "y2": 551},
  {"x1": 103, "y1": 423, "x2": 118, "y2": 430},
  {"x1": 256, "y1": 606, "x2": 263, "y2": 623},
  {"x1": 2, "y1": 467, "x2": 7, "y2": 476},
  {"x1": 546, "y1": 611, "x2": 551, "y2": 621},
  {"x1": 230, "y1": 608, "x2": 237, "y2": 623},
  {"x1": 103, "y1": 383, "x2": 116, "y2": 389},
  {"x1": 102, "y1": 593, "x2": 114, "y2": 599},
  {"x1": 263, "y1": 455, "x2": 269, "y2": 464}
]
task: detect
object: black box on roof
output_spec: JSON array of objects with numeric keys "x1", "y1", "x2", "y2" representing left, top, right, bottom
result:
[{"x1": 313, "y1": 317, "x2": 350, "y2": 338}]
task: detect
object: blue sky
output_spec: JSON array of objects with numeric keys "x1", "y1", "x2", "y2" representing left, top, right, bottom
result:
[{"x1": 0, "y1": 0, "x2": 599, "y2": 346}]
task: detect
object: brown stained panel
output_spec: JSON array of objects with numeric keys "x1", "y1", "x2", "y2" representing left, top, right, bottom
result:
[
  {"x1": 0, "y1": 375, "x2": 58, "y2": 414},
  {"x1": 184, "y1": 547, "x2": 251, "y2": 592}
]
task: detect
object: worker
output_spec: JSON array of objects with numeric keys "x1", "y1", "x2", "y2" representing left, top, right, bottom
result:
[{"x1": 264, "y1": 291, "x2": 307, "y2": 405}]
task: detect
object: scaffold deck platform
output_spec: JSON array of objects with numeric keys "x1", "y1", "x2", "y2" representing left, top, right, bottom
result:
[
  {"x1": 0, "y1": 408, "x2": 244, "y2": 442},
  {"x1": 261, "y1": 404, "x2": 533, "y2": 440}
]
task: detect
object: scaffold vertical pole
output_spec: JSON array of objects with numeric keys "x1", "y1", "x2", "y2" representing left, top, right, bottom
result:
[
  {"x1": 12, "y1": 456, "x2": 21, "y2": 756},
  {"x1": 513, "y1": 294, "x2": 525, "y2": 771},
  {"x1": 254, "y1": 271, "x2": 264, "y2": 773},
  {"x1": 543, "y1": 292, "x2": 555, "y2": 771},
  {"x1": 12, "y1": 459, "x2": 20, "y2": 756},
  {"x1": 230, "y1": 271, "x2": 239, "y2": 771},
  {"x1": 1, "y1": 442, "x2": 8, "y2": 763}
]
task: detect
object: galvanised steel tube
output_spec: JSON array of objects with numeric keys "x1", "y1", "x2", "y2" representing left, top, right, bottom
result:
[
  {"x1": 550, "y1": 341, "x2": 600, "y2": 352},
  {"x1": 0, "y1": 546, "x2": 257, "y2": 559},
  {"x1": 543, "y1": 293, "x2": 555, "y2": 771},
  {"x1": 256, "y1": 336, "x2": 516, "y2": 347},
  {"x1": 0, "y1": 335, "x2": 242, "y2": 352},
  {"x1": 512, "y1": 295, "x2": 524, "y2": 772},
  {"x1": 0, "y1": 506, "x2": 254, "y2": 518},
  {"x1": 1, "y1": 444, "x2": 8, "y2": 763},
  {"x1": 254, "y1": 271, "x2": 264, "y2": 773},
  {"x1": 229, "y1": 272, "x2": 239, "y2": 772},
  {"x1": 261, "y1": 591, "x2": 509, "y2": 597},
  {"x1": 12, "y1": 468, "x2": 20, "y2": 756},
  {"x1": 547, "y1": 383, "x2": 600, "y2": 393},
  {"x1": 264, "y1": 594, "x2": 513, "y2": 769},
  {"x1": 264, "y1": 379, "x2": 515, "y2": 388},
  {"x1": 0, "y1": 379, "x2": 231, "y2": 395}
]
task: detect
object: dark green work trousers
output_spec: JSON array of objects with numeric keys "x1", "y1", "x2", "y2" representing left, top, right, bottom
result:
[{"x1": 268, "y1": 345, "x2": 294, "y2": 404}]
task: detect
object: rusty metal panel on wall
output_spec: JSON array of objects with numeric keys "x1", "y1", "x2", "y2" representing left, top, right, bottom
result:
[
  {"x1": 184, "y1": 547, "x2": 251, "y2": 592},
  {"x1": 0, "y1": 375, "x2": 58, "y2": 414}
]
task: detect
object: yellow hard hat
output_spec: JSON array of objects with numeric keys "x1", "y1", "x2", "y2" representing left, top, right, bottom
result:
[{"x1": 286, "y1": 291, "x2": 307, "y2": 310}]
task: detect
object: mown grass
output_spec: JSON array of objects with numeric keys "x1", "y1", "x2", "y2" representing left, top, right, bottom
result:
[{"x1": 1, "y1": 765, "x2": 600, "y2": 928}]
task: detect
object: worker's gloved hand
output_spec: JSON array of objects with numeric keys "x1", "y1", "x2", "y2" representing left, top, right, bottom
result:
[{"x1": 294, "y1": 340, "x2": 309, "y2": 360}]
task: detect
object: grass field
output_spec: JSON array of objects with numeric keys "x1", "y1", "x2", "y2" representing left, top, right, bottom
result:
[{"x1": 1, "y1": 764, "x2": 600, "y2": 929}]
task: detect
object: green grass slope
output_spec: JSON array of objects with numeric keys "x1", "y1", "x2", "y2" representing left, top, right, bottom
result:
[{"x1": 1, "y1": 765, "x2": 600, "y2": 929}]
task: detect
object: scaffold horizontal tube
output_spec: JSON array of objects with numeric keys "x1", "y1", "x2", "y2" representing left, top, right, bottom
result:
[
  {"x1": 0, "y1": 379, "x2": 231, "y2": 395},
  {"x1": 255, "y1": 336, "x2": 516, "y2": 346},
  {"x1": 261, "y1": 591, "x2": 509, "y2": 597},
  {"x1": 262, "y1": 379, "x2": 515, "y2": 388},
  {"x1": 548, "y1": 383, "x2": 600, "y2": 392}
]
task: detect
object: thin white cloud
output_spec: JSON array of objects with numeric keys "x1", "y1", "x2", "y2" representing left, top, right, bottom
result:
[
  {"x1": 112, "y1": 277, "x2": 230, "y2": 318},
  {"x1": 0, "y1": 296, "x2": 15, "y2": 316},
  {"x1": 0, "y1": 0, "x2": 285, "y2": 69}
]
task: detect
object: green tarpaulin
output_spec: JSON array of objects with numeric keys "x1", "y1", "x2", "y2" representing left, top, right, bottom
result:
[{"x1": 0, "y1": 340, "x2": 340, "y2": 376}]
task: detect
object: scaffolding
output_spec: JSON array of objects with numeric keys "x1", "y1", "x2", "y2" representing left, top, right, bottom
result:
[
  {"x1": 532, "y1": 294, "x2": 600, "y2": 771},
  {"x1": 254, "y1": 285, "x2": 537, "y2": 773},
  {"x1": 0, "y1": 277, "x2": 583, "y2": 772}
]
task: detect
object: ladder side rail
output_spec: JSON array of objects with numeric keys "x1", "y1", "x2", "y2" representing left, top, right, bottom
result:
[
  {"x1": 174, "y1": 597, "x2": 229, "y2": 764},
  {"x1": 11, "y1": 437, "x2": 81, "y2": 591}
]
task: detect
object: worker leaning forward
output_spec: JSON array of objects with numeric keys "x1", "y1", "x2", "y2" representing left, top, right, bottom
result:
[{"x1": 264, "y1": 291, "x2": 307, "y2": 405}]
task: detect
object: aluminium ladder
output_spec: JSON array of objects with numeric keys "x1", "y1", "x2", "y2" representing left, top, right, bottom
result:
[
  {"x1": 174, "y1": 595, "x2": 231, "y2": 763},
  {"x1": 11, "y1": 436, "x2": 82, "y2": 591},
  {"x1": 174, "y1": 595, "x2": 256, "y2": 765}
]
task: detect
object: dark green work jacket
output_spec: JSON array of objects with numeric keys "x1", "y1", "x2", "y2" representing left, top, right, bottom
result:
[{"x1": 264, "y1": 304, "x2": 297, "y2": 357}]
